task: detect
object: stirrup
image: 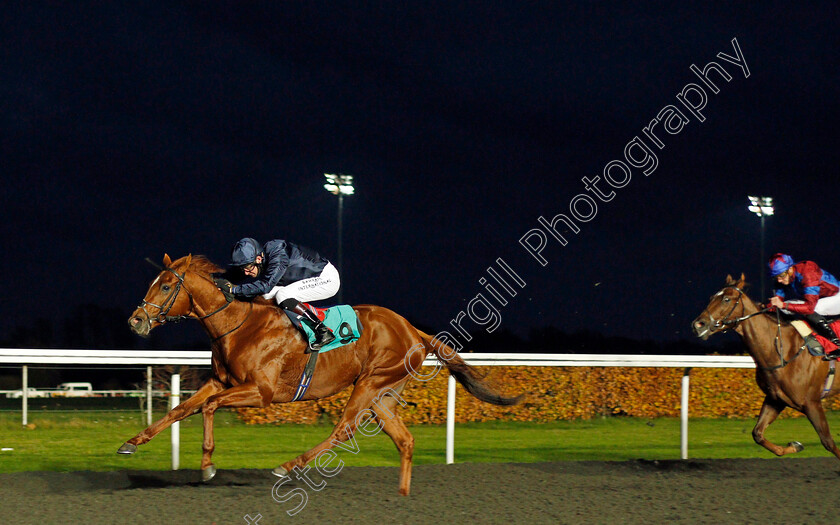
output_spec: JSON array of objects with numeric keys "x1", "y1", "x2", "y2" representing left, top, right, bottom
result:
[
  {"x1": 316, "y1": 329, "x2": 336, "y2": 346},
  {"x1": 306, "y1": 327, "x2": 335, "y2": 353},
  {"x1": 804, "y1": 335, "x2": 825, "y2": 356}
]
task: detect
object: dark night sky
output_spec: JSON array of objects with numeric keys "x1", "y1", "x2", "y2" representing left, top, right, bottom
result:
[{"x1": 2, "y1": 2, "x2": 839, "y2": 348}]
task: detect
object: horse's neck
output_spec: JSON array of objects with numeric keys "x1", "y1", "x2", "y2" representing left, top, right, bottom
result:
[
  {"x1": 185, "y1": 273, "x2": 270, "y2": 338},
  {"x1": 734, "y1": 295, "x2": 796, "y2": 362}
]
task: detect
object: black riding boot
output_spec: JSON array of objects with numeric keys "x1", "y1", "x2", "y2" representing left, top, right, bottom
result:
[
  {"x1": 806, "y1": 314, "x2": 840, "y2": 360},
  {"x1": 281, "y1": 299, "x2": 336, "y2": 352}
]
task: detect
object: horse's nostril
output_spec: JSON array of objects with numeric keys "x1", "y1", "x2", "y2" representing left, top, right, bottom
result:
[{"x1": 130, "y1": 317, "x2": 142, "y2": 326}]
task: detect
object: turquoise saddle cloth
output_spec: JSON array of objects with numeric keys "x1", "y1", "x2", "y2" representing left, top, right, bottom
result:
[{"x1": 285, "y1": 304, "x2": 362, "y2": 353}]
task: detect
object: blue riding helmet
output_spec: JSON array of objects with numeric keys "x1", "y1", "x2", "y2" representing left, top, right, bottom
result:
[
  {"x1": 768, "y1": 253, "x2": 795, "y2": 277},
  {"x1": 231, "y1": 237, "x2": 263, "y2": 267}
]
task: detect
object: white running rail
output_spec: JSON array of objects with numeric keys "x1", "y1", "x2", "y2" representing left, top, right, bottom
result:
[{"x1": 0, "y1": 349, "x2": 755, "y2": 467}]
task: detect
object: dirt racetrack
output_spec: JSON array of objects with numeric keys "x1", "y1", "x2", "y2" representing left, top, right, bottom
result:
[{"x1": 2, "y1": 458, "x2": 838, "y2": 524}]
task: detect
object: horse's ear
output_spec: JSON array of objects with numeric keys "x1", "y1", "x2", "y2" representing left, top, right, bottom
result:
[
  {"x1": 185, "y1": 254, "x2": 193, "y2": 267},
  {"x1": 738, "y1": 273, "x2": 746, "y2": 286},
  {"x1": 163, "y1": 254, "x2": 172, "y2": 267},
  {"x1": 725, "y1": 274, "x2": 735, "y2": 285}
]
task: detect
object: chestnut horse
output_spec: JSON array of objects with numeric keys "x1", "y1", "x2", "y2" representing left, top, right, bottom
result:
[
  {"x1": 121, "y1": 254, "x2": 520, "y2": 495},
  {"x1": 692, "y1": 274, "x2": 840, "y2": 461}
]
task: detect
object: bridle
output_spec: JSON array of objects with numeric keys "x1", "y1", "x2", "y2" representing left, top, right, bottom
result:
[
  {"x1": 137, "y1": 259, "x2": 249, "y2": 340},
  {"x1": 707, "y1": 286, "x2": 763, "y2": 330},
  {"x1": 138, "y1": 264, "x2": 189, "y2": 324},
  {"x1": 706, "y1": 285, "x2": 802, "y2": 371}
]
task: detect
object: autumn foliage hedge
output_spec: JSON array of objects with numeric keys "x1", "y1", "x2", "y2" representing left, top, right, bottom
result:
[{"x1": 236, "y1": 363, "x2": 840, "y2": 425}]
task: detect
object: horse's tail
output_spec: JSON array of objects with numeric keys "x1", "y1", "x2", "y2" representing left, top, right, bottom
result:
[{"x1": 417, "y1": 330, "x2": 522, "y2": 406}]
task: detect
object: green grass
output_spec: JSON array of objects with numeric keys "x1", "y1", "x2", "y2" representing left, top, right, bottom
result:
[{"x1": 2, "y1": 410, "x2": 840, "y2": 473}]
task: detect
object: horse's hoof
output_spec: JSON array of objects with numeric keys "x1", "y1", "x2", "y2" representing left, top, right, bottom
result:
[
  {"x1": 201, "y1": 464, "x2": 217, "y2": 482},
  {"x1": 271, "y1": 466, "x2": 289, "y2": 478},
  {"x1": 789, "y1": 441, "x2": 805, "y2": 452},
  {"x1": 117, "y1": 443, "x2": 137, "y2": 455}
]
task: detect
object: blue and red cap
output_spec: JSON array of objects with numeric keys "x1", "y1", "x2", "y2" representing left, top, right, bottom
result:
[{"x1": 768, "y1": 253, "x2": 795, "y2": 277}]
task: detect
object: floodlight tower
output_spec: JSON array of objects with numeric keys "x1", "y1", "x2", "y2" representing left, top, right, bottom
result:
[
  {"x1": 324, "y1": 173, "x2": 354, "y2": 303},
  {"x1": 748, "y1": 195, "x2": 775, "y2": 300}
]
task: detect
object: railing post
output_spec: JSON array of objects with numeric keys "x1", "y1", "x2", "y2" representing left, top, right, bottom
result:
[
  {"x1": 446, "y1": 374, "x2": 456, "y2": 464},
  {"x1": 146, "y1": 366, "x2": 153, "y2": 426},
  {"x1": 21, "y1": 365, "x2": 28, "y2": 426},
  {"x1": 171, "y1": 373, "x2": 180, "y2": 470},
  {"x1": 681, "y1": 367, "x2": 691, "y2": 460}
]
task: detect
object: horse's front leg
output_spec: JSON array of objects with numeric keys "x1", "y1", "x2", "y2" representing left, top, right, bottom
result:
[
  {"x1": 199, "y1": 381, "x2": 273, "y2": 482},
  {"x1": 752, "y1": 396, "x2": 803, "y2": 456},
  {"x1": 117, "y1": 378, "x2": 225, "y2": 454},
  {"x1": 802, "y1": 400, "x2": 840, "y2": 460}
]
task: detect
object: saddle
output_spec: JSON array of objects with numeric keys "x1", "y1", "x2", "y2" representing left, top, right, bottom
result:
[
  {"x1": 282, "y1": 302, "x2": 362, "y2": 353},
  {"x1": 282, "y1": 302, "x2": 363, "y2": 402}
]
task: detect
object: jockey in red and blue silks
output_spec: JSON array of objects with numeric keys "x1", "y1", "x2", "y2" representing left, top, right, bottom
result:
[{"x1": 768, "y1": 253, "x2": 840, "y2": 359}]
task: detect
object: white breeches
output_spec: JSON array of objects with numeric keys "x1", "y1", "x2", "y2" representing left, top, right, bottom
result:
[
  {"x1": 261, "y1": 262, "x2": 341, "y2": 304},
  {"x1": 785, "y1": 294, "x2": 840, "y2": 316}
]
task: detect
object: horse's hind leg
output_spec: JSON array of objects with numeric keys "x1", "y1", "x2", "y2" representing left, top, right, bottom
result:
[
  {"x1": 802, "y1": 400, "x2": 840, "y2": 460},
  {"x1": 371, "y1": 386, "x2": 414, "y2": 496},
  {"x1": 752, "y1": 396, "x2": 803, "y2": 456},
  {"x1": 274, "y1": 378, "x2": 405, "y2": 491}
]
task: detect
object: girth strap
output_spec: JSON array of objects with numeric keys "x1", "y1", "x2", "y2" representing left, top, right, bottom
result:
[
  {"x1": 291, "y1": 351, "x2": 320, "y2": 402},
  {"x1": 823, "y1": 361, "x2": 837, "y2": 399}
]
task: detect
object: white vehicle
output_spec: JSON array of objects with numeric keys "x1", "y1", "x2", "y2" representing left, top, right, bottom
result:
[
  {"x1": 6, "y1": 387, "x2": 51, "y2": 399},
  {"x1": 54, "y1": 382, "x2": 94, "y2": 397}
]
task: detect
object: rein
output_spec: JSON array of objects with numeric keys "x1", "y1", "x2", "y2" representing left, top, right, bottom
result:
[
  {"x1": 210, "y1": 301, "x2": 253, "y2": 341},
  {"x1": 139, "y1": 258, "x2": 242, "y2": 340},
  {"x1": 758, "y1": 309, "x2": 804, "y2": 372},
  {"x1": 712, "y1": 285, "x2": 803, "y2": 372}
]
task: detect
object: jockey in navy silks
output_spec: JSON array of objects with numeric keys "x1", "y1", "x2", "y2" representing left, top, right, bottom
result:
[
  {"x1": 218, "y1": 238, "x2": 339, "y2": 351},
  {"x1": 768, "y1": 253, "x2": 840, "y2": 360}
]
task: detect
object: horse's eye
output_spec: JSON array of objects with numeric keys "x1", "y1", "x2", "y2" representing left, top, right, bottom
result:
[
  {"x1": 723, "y1": 297, "x2": 731, "y2": 303},
  {"x1": 161, "y1": 284, "x2": 171, "y2": 293}
]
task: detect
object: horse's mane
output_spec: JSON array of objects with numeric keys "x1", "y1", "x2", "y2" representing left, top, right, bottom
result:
[
  {"x1": 173, "y1": 254, "x2": 223, "y2": 276},
  {"x1": 741, "y1": 283, "x2": 794, "y2": 326},
  {"x1": 763, "y1": 309, "x2": 794, "y2": 326},
  {"x1": 179, "y1": 254, "x2": 274, "y2": 306}
]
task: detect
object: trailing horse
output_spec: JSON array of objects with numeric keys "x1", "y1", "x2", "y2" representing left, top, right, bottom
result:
[
  {"x1": 121, "y1": 254, "x2": 521, "y2": 495},
  {"x1": 692, "y1": 274, "x2": 840, "y2": 461}
]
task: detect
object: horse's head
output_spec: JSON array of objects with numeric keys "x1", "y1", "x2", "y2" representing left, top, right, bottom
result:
[
  {"x1": 128, "y1": 254, "x2": 195, "y2": 337},
  {"x1": 692, "y1": 274, "x2": 750, "y2": 340}
]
